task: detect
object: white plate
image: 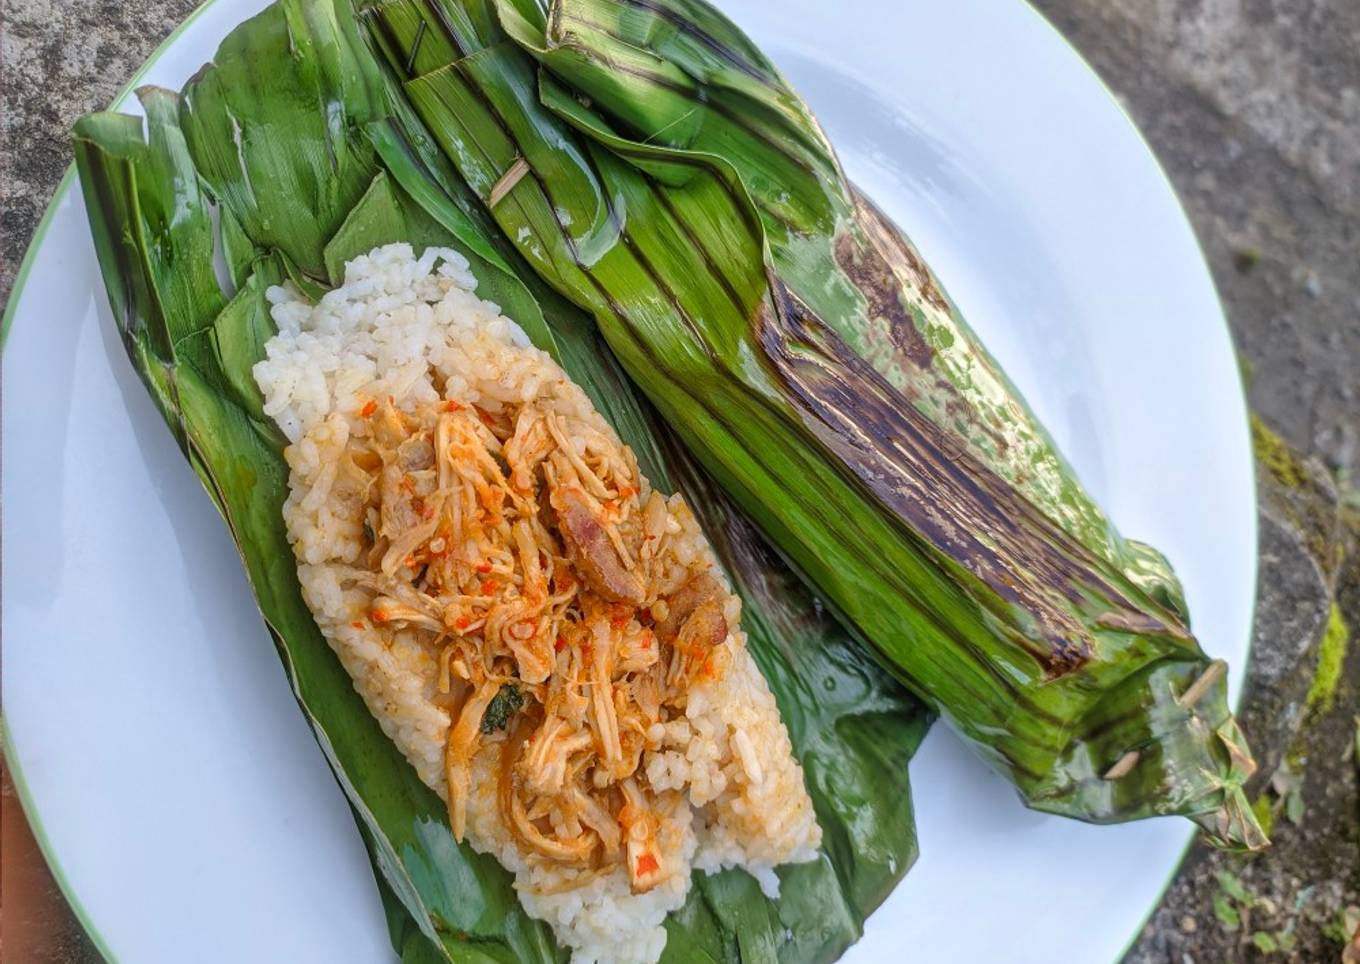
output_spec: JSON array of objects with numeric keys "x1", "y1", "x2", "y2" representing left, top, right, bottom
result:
[{"x1": 1, "y1": 0, "x2": 1256, "y2": 961}]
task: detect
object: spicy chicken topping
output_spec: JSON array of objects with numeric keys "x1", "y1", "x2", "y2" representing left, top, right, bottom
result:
[{"x1": 333, "y1": 394, "x2": 731, "y2": 892}]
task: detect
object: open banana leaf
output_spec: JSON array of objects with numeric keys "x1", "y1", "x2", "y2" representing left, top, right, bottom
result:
[
  {"x1": 72, "y1": 1, "x2": 931, "y2": 961},
  {"x1": 360, "y1": 0, "x2": 1262, "y2": 848}
]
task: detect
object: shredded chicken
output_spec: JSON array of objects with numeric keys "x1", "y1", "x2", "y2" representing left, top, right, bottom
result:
[{"x1": 334, "y1": 397, "x2": 729, "y2": 892}]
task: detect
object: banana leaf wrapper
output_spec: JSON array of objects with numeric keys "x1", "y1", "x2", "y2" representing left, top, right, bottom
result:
[
  {"x1": 358, "y1": 0, "x2": 1263, "y2": 849},
  {"x1": 71, "y1": 0, "x2": 932, "y2": 960}
]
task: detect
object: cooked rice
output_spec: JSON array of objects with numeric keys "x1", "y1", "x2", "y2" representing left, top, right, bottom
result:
[{"x1": 253, "y1": 244, "x2": 820, "y2": 963}]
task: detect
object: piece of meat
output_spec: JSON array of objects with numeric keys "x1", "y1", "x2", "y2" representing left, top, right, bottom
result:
[
  {"x1": 616, "y1": 625, "x2": 659, "y2": 674},
  {"x1": 588, "y1": 619, "x2": 625, "y2": 776},
  {"x1": 499, "y1": 717, "x2": 597, "y2": 864},
  {"x1": 569, "y1": 786, "x2": 622, "y2": 857},
  {"x1": 653, "y1": 572, "x2": 724, "y2": 643},
  {"x1": 521, "y1": 715, "x2": 593, "y2": 796},
  {"x1": 445, "y1": 683, "x2": 498, "y2": 842},
  {"x1": 674, "y1": 598, "x2": 728, "y2": 659},
  {"x1": 550, "y1": 486, "x2": 646, "y2": 605},
  {"x1": 369, "y1": 596, "x2": 443, "y2": 633}
]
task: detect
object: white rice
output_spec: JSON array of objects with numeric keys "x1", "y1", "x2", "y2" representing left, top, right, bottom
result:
[{"x1": 253, "y1": 244, "x2": 820, "y2": 963}]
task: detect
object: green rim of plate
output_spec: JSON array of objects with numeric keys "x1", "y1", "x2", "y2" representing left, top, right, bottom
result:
[
  {"x1": 1, "y1": 720, "x2": 117, "y2": 963},
  {"x1": 0, "y1": 1, "x2": 1258, "y2": 961}
]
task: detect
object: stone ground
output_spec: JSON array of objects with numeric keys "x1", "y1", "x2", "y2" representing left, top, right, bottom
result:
[
  {"x1": 1, "y1": 0, "x2": 1357, "y2": 961},
  {"x1": 1026, "y1": 3, "x2": 1360, "y2": 962}
]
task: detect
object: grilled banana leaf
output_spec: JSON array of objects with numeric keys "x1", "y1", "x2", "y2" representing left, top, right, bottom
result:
[
  {"x1": 360, "y1": 0, "x2": 1263, "y2": 848},
  {"x1": 73, "y1": 1, "x2": 931, "y2": 960}
]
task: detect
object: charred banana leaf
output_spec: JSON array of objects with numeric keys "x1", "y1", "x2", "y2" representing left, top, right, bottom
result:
[{"x1": 361, "y1": 0, "x2": 1263, "y2": 848}]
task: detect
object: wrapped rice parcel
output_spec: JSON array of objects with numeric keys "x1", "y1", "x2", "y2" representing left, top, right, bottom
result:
[{"x1": 362, "y1": 0, "x2": 1264, "y2": 848}]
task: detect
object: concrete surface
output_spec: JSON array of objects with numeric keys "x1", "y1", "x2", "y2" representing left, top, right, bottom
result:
[
  {"x1": 1027, "y1": 5, "x2": 1359, "y2": 961},
  {"x1": 2, "y1": 0, "x2": 1357, "y2": 961}
]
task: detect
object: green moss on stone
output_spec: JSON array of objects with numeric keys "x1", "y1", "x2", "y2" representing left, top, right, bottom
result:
[
  {"x1": 1250, "y1": 792, "x2": 1276, "y2": 839},
  {"x1": 1251, "y1": 415, "x2": 1307, "y2": 489},
  {"x1": 1305, "y1": 603, "x2": 1350, "y2": 715}
]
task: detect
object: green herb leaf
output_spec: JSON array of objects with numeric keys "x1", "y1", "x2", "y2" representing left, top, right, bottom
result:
[{"x1": 481, "y1": 685, "x2": 526, "y2": 734}]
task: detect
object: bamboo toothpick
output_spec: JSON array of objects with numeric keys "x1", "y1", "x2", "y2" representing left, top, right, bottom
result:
[
  {"x1": 1178, "y1": 659, "x2": 1227, "y2": 709},
  {"x1": 490, "y1": 157, "x2": 530, "y2": 207},
  {"x1": 1103, "y1": 749, "x2": 1141, "y2": 780}
]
